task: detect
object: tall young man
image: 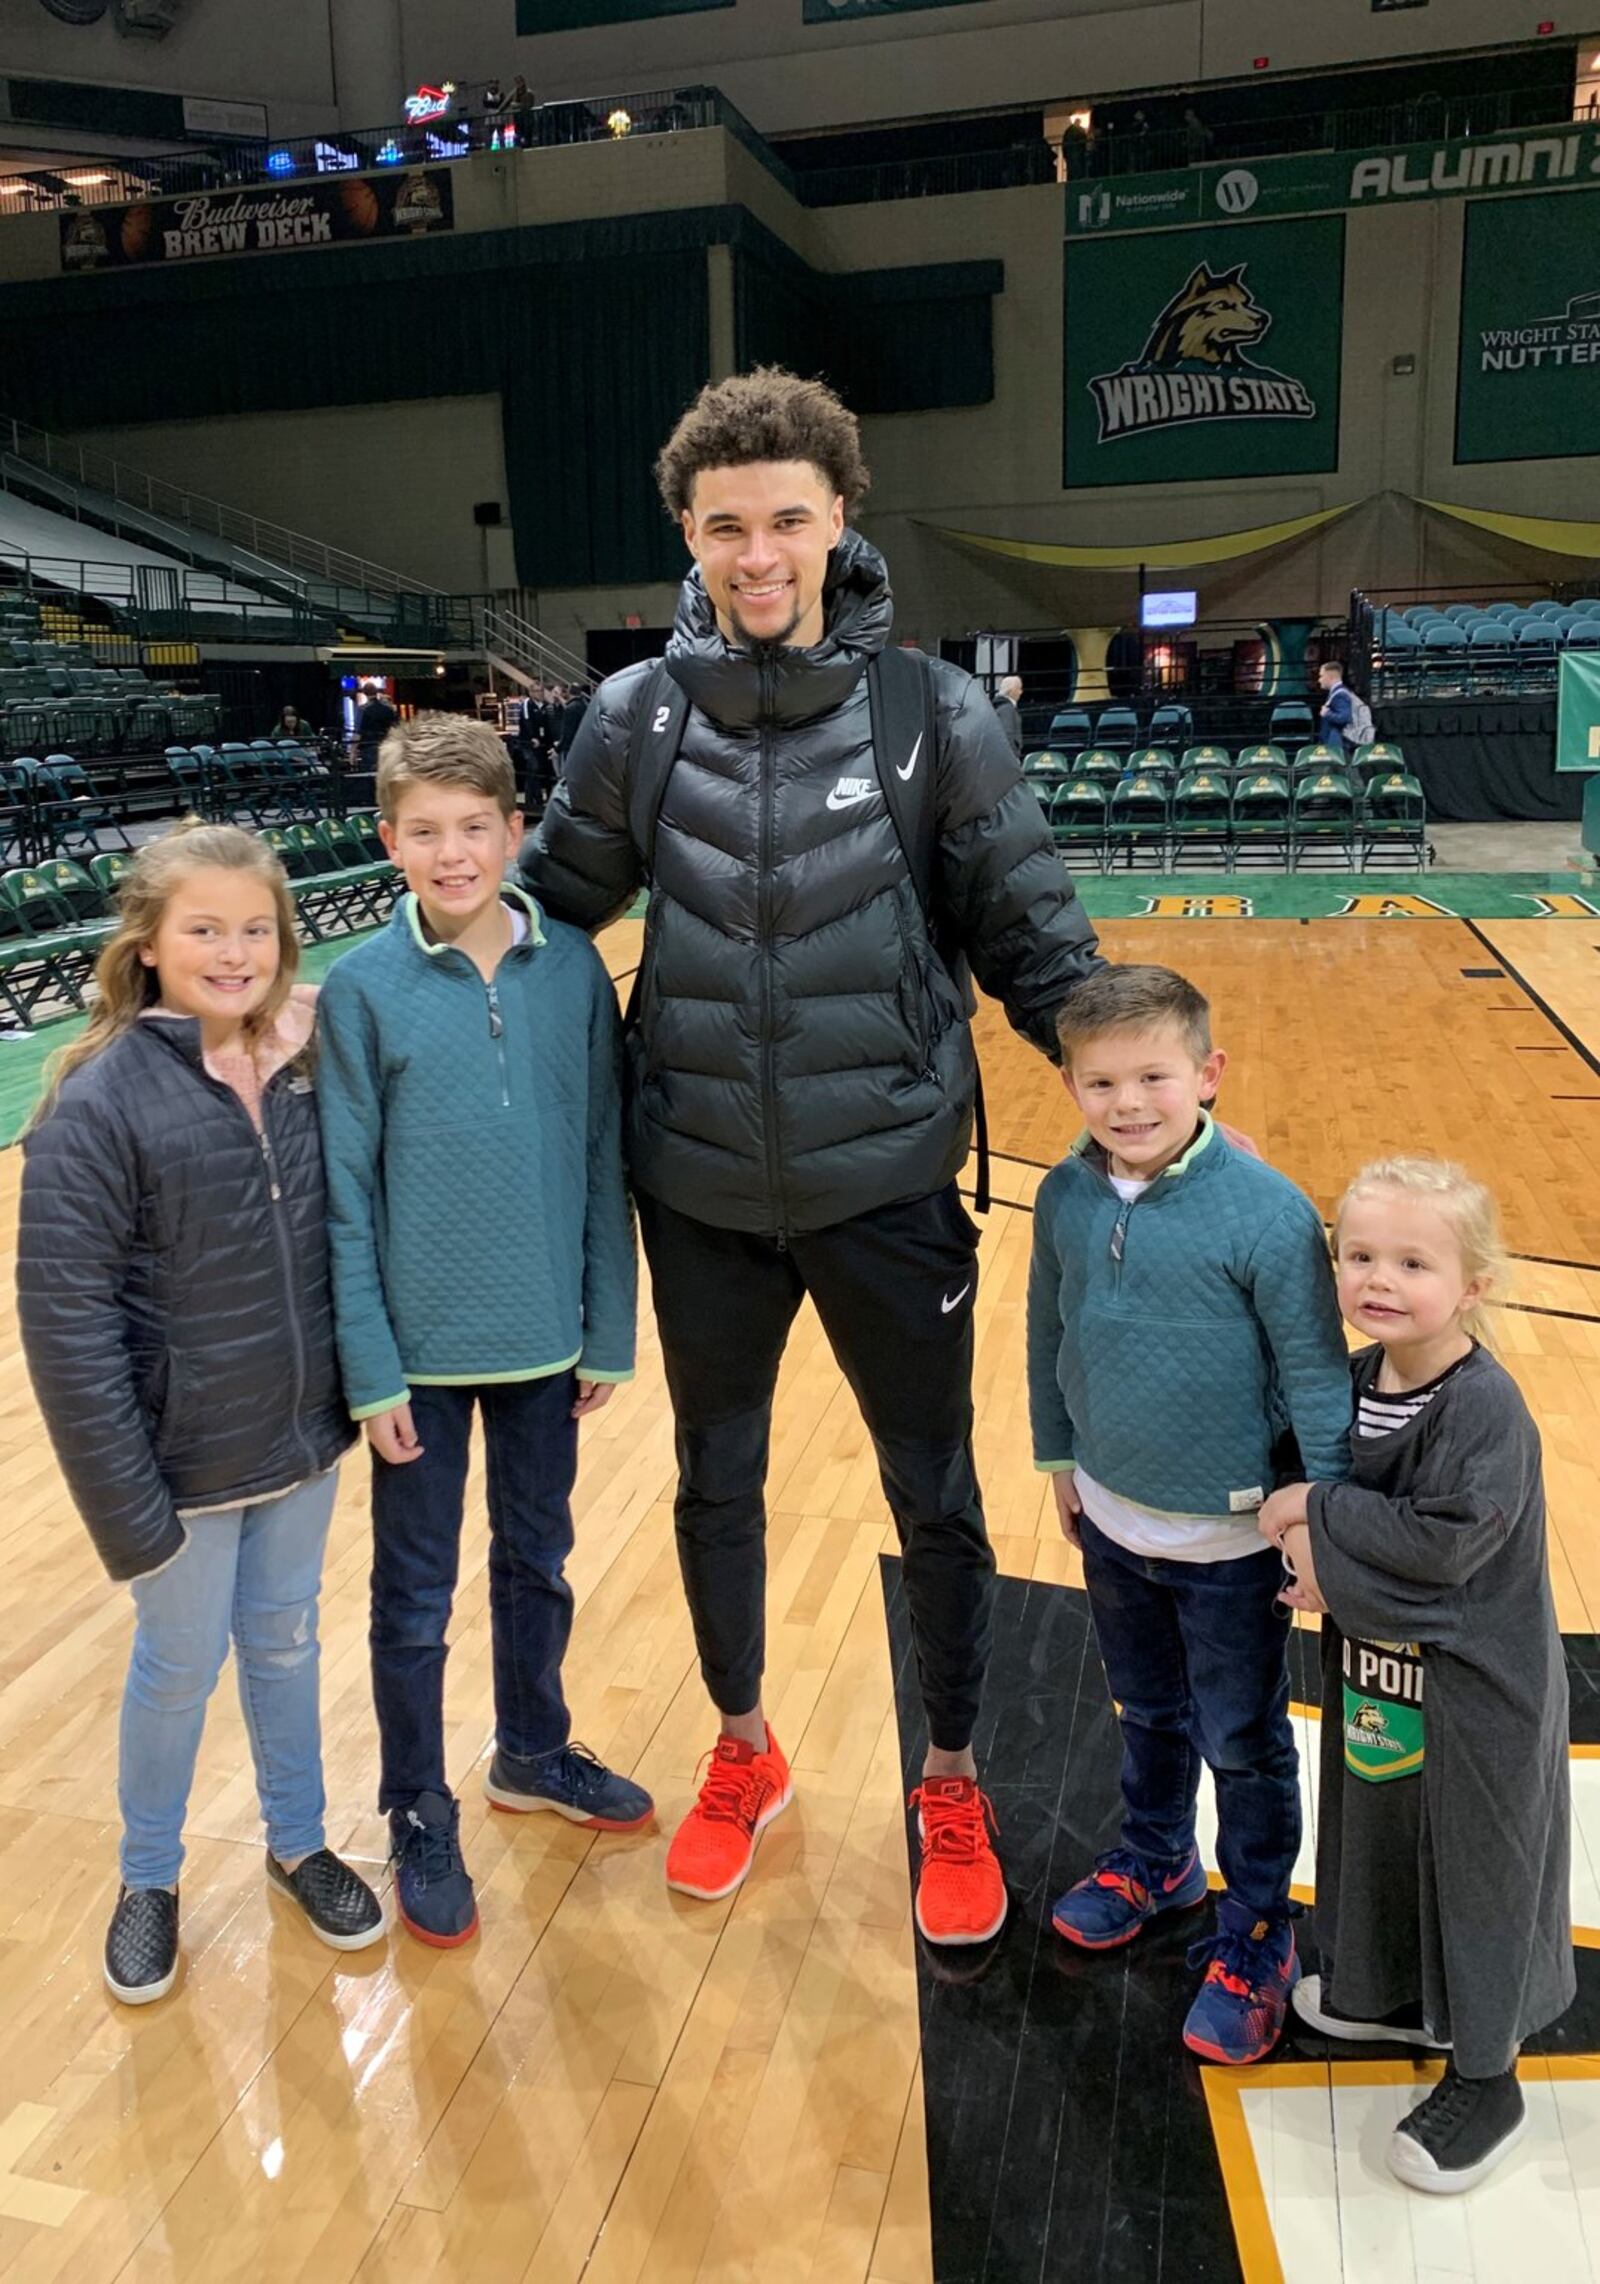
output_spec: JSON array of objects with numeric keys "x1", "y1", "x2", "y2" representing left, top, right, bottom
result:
[{"x1": 521, "y1": 368, "x2": 1099, "y2": 1943}]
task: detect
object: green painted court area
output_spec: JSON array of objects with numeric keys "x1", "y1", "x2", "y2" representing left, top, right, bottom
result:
[
  {"x1": 2, "y1": 872, "x2": 1596, "y2": 1148},
  {"x1": 1072, "y1": 871, "x2": 1600, "y2": 920}
]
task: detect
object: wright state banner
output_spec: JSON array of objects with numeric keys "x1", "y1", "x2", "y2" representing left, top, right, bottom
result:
[
  {"x1": 1063, "y1": 213, "x2": 1346, "y2": 489},
  {"x1": 1456, "y1": 187, "x2": 1600, "y2": 465}
]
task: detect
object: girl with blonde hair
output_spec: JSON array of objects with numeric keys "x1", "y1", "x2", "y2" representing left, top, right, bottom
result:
[
  {"x1": 18, "y1": 821, "x2": 383, "y2": 2003},
  {"x1": 1259, "y1": 1155, "x2": 1573, "y2": 2195}
]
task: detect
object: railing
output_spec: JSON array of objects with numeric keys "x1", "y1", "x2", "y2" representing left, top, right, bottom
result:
[
  {"x1": 1, "y1": 413, "x2": 442, "y2": 601},
  {"x1": 1062, "y1": 81, "x2": 1578, "y2": 180},
  {"x1": 0, "y1": 82, "x2": 735, "y2": 216},
  {"x1": 0, "y1": 545, "x2": 594, "y2": 689},
  {"x1": 797, "y1": 139, "x2": 1057, "y2": 207}
]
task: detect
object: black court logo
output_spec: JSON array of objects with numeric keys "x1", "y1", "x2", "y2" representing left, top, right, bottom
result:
[{"x1": 1089, "y1": 262, "x2": 1318, "y2": 442}]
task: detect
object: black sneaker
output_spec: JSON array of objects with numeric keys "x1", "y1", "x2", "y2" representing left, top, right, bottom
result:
[
  {"x1": 104, "y1": 1884, "x2": 179, "y2": 2006},
  {"x1": 1388, "y1": 2063, "x2": 1527, "y2": 2194},
  {"x1": 388, "y1": 1791, "x2": 479, "y2": 1948},
  {"x1": 1293, "y1": 1975, "x2": 1449, "y2": 2050},
  {"x1": 266, "y1": 1849, "x2": 386, "y2": 1951}
]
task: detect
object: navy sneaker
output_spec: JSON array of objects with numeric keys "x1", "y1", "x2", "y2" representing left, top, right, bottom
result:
[
  {"x1": 389, "y1": 1791, "x2": 479, "y2": 1948},
  {"x1": 1183, "y1": 1894, "x2": 1299, "y2": 2064},
  {"x1": 1051, "y1": 1844, "x2": 1208, "y2": 1951},
  {"x1": 483, "y1": 1742, "x2": 653, "y2": 1831},
  {"x1": 104, "y1": 1884, "x2": 180, "y2": 2005}
]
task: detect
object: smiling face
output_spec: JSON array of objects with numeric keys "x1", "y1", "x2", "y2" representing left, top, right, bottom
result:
[
  {"x1": 1335, "y1": 1188, "x2": 1486, "y2": 1352},
  {"x1": 680, "y1": 459, "x2": 845, "y2": 651},
  {"x1": 140, "y1": 865, "x2": 281, "y2": 1037},
  {"x1": 380, "y1": 780, "x2": 522, "y2": 938},
  {"x1": 1064, "y1": 1018, "x2": 1226, "y2": 1181}
]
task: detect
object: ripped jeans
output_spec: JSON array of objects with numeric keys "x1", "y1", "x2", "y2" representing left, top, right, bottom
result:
[{"x1": 119, "y1": 1471, "x2": 338, "y2": 1889}]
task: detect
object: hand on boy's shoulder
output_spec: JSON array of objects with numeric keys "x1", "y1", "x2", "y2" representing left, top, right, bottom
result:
[{"x1": 1214, "y1": 1117, "x2": 1261, "y2": 1160}]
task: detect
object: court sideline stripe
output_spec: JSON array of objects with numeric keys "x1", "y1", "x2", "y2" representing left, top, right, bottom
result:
[{"x1": 1461, "y1": 918, "x2": 1600, "y2": 1082}]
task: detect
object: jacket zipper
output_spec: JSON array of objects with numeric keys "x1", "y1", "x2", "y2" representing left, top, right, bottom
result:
[
  {"x1": 756, "y1": 665, "x2": 788, "y2": 1244},
  {"x1": 485, "y1": 979, "x2": 510, "y2": 1108},
  {"x1": 1109, "y1": 1196, "x2": 1132, "y2": 1291},
  {"x1": 258, "y1": 1081, "x2": 316, "y2": 1478}
]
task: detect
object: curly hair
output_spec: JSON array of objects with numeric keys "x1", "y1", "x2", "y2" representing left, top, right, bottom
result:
[{"x1": 655, "y1": 367, "x2": 871, "y2": 520}]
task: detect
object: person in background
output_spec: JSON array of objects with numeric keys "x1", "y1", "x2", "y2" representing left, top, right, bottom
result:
[
  {"x1": 992, "y1": 675, "x2": 1023, "y2": 757},
  {"x1": 1317, "y1": 660, "x2": 1371, "y2": 760},
  {"x1": 357, "y1": 688, "x2": 398, "y2": 771},
  {"x1": 270, "y1": 703, "x2": 315, "y2": 744},
  {"x1": 558, "y1": 682, "x2": 590, "y2": 765}
]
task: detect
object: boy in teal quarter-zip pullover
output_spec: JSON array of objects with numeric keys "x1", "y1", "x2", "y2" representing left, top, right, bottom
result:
[
  {"x1": 1028, "y1": 964, "x2": 1351, "y2": 2067},
  {"x1": 317, "y1": 715, "x2": 652, "y2": 1951}
]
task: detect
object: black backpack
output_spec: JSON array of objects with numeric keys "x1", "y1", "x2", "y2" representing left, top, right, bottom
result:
[{"x1": 621, "y1": 646, "x2": 991, "y2": 1211}]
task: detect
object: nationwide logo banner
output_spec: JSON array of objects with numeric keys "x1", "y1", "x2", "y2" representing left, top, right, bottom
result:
[
  {"x1": 1456, "y1": 185, "x2": 1600, "y2": 465},
  {"x1": 59, "y1": 168, "x2": 454, "y2": 273},
  {"x1": 1064, "y1": 215, "x2": 1344, "y2": 487},
  {"x1": 1065, "y1": 121, "x2": 1600, "y2": 237}
]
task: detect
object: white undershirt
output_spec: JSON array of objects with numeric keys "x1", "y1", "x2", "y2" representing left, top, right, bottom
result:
[{"x1": 1076, "y1": 1170, "x2": 1262, "y2": 1564}]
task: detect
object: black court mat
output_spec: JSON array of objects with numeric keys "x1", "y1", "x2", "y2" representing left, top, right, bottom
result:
[{"x1": 880, "y1": 1557, "x2": 1600, "y2": 2284}]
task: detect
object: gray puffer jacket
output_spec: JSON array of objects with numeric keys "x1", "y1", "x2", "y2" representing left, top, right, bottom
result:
[
  {"x1": 521, "y1": 531, "x2": 1099, "y2": 1234},
  {"x1": 17, "y1": 1018, "x2": 353, "y2": 1581}
]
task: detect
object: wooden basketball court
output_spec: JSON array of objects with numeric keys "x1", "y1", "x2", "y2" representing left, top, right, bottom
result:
[{"x1": 1, "y1": 909, "x2": 1598, "y2": 2282}]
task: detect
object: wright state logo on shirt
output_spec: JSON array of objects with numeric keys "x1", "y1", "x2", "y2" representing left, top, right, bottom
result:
[{"x1": 1342, "y1": 1635, "x2": 1425, "y2": 1782}]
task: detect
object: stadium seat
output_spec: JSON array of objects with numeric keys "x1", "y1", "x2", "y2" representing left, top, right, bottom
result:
[
  {"x1": 1094, "y1": 706, "x2": 1140, "y2": 753},
  {"x1": 1352, "y1": 741, "x2": 1407, "y2": 784},
  {"x1": 1235, "y1": 743, "x2": 1288, "y2": 777},
  {"x1": 1178, "y1": 744, "x2": 1232, "y2": 777},
  {"x1": 1108, "y1": 771, "x2": 1170, "y2": 871},
  {"x1": 1291, "y1": 766, "x2": 1358, "y2": 870},
  {"x1": 1362, "y1": 770, "x2": 1428, "y2": 870},
  {"x1": 1291, "y1": 742, "x2": 1345, "y2": 779},
  {"x1": 1171, "y1": 766, "x2": 1232, "y2": 870},
  {"x1": 1071, "y1": 748, "x2": 1124, "y2": 784},
  {"x1": 1048, "y1": 778, "x2": 1109, "y2": 871},
  {"x1": 1267, "y1": 702, "x2": 1314, "y2": 744},
  {"x1": 1564, "y1": 620, "x2": 1600, "y2": 649},
  {"x1": 1147, "y1": 705, "x2": 1193, "y2": 746},
  {"x1": 1124, "y1": 747, "x2": 1175, "y2": 783},
  {"x1": 1230, "y1": 765, "x2": 1292, "y2": 868},
  {"x1": 1047, "y1": 708, "x2": 1093, "y2": 754},
  {"x1": 89, "y1": 851, "x2": 136, "y2": 902}
]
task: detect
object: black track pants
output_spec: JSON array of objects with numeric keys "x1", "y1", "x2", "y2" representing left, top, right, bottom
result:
[{"x1": 637, "y1": 1184, "x2": 995, "y2": 1753}]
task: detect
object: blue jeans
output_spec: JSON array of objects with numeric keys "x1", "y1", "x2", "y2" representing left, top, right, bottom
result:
[
  {"x1": 1078, "y1": 1513, "x2": 1300, "y2": 1918},
  {"x1": 369, "y1": 1374, "x2": 578, "y2": 1813},
  {"x1": 119, "y1": 1472, "x2": 337, "y2": 1889}
]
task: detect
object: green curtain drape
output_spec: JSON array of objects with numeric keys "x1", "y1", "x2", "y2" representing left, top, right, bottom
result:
[
  {"x1": 0, "y1": 211, "x2": 727, "y2": 587},
  {"x1": 734, "y1": 238, "x2": 1001, "y2": 414}
]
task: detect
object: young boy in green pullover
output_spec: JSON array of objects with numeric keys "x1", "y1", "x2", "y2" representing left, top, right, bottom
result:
[
  {"x1": 1027, "y1": 964, "x2": 1351, "y2": 2063},
  {"x1": 318, "y1": 713, "x2": 650, "y2": 1948}
]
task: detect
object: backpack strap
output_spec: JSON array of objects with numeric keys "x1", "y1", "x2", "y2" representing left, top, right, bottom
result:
[
  {"x1": 866, "y1": 646, "x2": 991, "y2": 1216},
  {"x1": 622, "y1": 662, "x2": 689, "y2": 1026},
  {"x1": 866, "y1": 645, "x2": 939, "y2": 924},
  {"x1": 625, "y1": 661, "x2": 690, "y2": 873}
]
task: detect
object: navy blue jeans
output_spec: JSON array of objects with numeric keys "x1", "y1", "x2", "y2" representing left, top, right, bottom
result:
[
  {"x1": 1077, "y1": 1513, "x2": 1300, "y2": 1918},
  {"x1": 370, "y1": 1374, "x2": 578, "y2": 1813}
]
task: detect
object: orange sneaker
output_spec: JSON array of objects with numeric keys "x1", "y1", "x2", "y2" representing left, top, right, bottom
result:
[
  {"x1": 911, "y1": 1776, "x2": 1008, "y2": 1946},
  {"x1": 665, "y1": 1727, "x2": 793, "y2": 1901}
]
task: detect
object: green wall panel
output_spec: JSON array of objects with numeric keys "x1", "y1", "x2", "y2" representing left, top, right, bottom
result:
[
  {"x1": 1063, "y1": 214, "x2": 1345, "y2": 488},
  {"x1": 1456, "y1": 187, "x2": 1600, "y2": 466}
]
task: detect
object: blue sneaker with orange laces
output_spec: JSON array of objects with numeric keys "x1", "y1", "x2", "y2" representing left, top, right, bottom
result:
[
  {"x1": 1182, "y1": 1894, "x2": 1299, "y2": 2064},
  {"x1": 1051, "y1": 1843, "x2": 1208, "y2": 1950}
]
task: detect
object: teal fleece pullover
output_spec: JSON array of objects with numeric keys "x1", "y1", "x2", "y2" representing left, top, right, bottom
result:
[
  {"x1": 316, "y1": 887, "x2": 636, "y2": 1416},
  {"x1": 1027, "y1": 1117, "x2": 1351, "y2": 1514}
]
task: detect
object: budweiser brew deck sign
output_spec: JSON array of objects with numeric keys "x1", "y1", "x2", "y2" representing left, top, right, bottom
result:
[{"x1": 60, "y1": 169, "x2": 454, "y2": 272}]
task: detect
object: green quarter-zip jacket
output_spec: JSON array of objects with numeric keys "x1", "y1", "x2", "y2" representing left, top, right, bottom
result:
[
  {"x1": 316, "y1": 887, "x2": 636, "y2": 1416},
  {"x1": 1027, "y1": 1117, "x2": 1352, "y2": 1514}
]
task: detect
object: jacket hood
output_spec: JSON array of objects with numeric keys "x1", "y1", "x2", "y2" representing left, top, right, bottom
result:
[{"x1": 665, "y1": 526, "x2": 893, "y2": 731}]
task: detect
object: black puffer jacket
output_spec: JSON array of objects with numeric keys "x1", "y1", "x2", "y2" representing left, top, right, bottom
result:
[
  {"x1": 522, "y1": 532, "x2": 1099, "y2": 1233},
  {"x1": 17, "y1": 1018, "x2": 353, "y2": 1582}
]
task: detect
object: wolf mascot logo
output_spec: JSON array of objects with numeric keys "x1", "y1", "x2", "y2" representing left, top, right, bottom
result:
[{"x1": 1088, "y1": 262, "x2": 1317, "y2": 443}]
